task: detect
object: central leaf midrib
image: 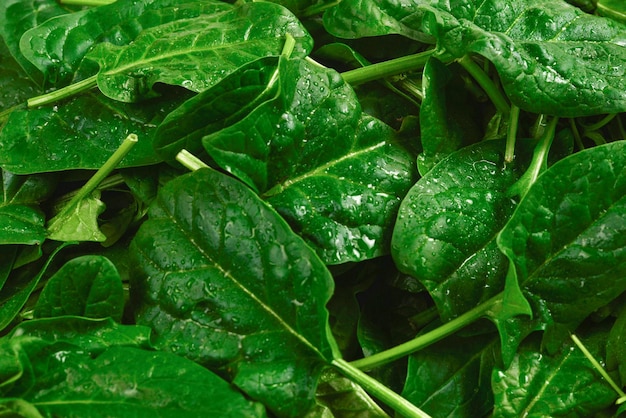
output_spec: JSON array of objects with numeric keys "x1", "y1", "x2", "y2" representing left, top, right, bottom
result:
[{"x1": 157, "y1": 193, "x2": 329, "y2": 362}]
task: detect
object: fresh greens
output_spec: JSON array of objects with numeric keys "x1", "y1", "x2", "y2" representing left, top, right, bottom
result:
[{"x1": 1, "y1": 0, "x2": 626, "y2": 417}]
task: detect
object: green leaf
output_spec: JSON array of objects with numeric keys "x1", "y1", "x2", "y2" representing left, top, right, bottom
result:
[
  {"x1": 0, "y1": 0, "x2": 68, "y2": 85},
  {"x1": 47, "y1": 190, "x2": 106, "y2": 242},
  {"x1": 492, "y1": 329, "x2": 616, "y2": 417},
  {"x1": 3, "y1": 333, "x2": 266, "y2": 417},
  {"x1": 34, "y1": 255, "x2": 125, "y2": 321},
  {"x1": 418, "y1": 57, "x2": 482, "y2": 176},
  {"x1": 19, "y1": 0, "x2": 233, "y2": 87},
  {"x1": 159, "y1": 56, "x2": 416, "y2": 264},
  {"x1": 402, "y1": 333, "x2": 499, "y2": 418},
  {"x1": 597, "y1": 0, "x2": 626, "y2": 24},
  {"x1": 86, "y1": 2, "x2": 312, "y2": 102},
  {"x1": 392, "y1": 139, "x2": 530, "y2": 320},
  {"x1": 0, "y1": 90, "x2": 190, "y2": 174},
  {"x1": 325, "y1": 0, "x2": 626, "y2": 117},
  {"x1": 0, "y1": 399, "x2": 42, "y2": 418},
  {"x1": 0, "y1": 39, "x2": 40, "y2": 111},
  {"x1": 130, "y1": 168, "x2": 338, "y2": 417},
  {"x1": 607, "y1": 307, "x2": 626, "y2": 386},
  {"x1": 497, "y1": 140, "x2": 626, "y2": 353}
]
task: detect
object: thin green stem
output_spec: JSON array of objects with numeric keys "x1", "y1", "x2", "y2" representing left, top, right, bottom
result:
[
  {"x1": 332, "y1": 359, "x2": 432, "y2": 418},
  {"x1": 176, "y1": 149, "x2": 209, "y2": 172},
  {"x1": 458, "y1": 55, "x2": 510, "y2": 115},
  {"x1": 582, "y1": 113, "x2": 616, "y2": 131},
  {"x1": 571, "y1": 334, "x2": 626, "y2": 401},
  {"x1": 505, "y1": 104, "x2": 520, "y2": 163},
  {"x1": 350, "y1": 294, "x2": 502, "y2": 371},
  {"x1": 28, "y1": 75, "x2": 98, "y2": 108},
  {"x1": 53, "y1": 134, "x2": 138, "y2": 221},
  {"x1": 341, "y1": 50, "x2": 436, "y2": 86},
  {"x1": 60, "y1": 0, "x2": 114, "y2": 5},
  {"x1": 301, "y1": 0, "x2": 341, "y2": 17}
]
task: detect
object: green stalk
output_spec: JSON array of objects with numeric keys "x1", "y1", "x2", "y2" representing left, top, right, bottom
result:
[
  {"x1": 176, "y1": 149, "x2": 209, "y2": 172},
  {"x1": 28, "y1": 75, "x2": 98, "y2": 108},
  {"x1": 332, "y1": 359, "x2": 432, "y2": 418},
  {"x1": 51, "y1": 134, "x2": 137, "y2": 222},
  {"x1": 341, "y1": 50, "x2": 436, "y2": 86},
  {"x1": 505, "y1": 104, "x2": 520, "y2": 163},
  {"x1": 350, "y1": 294, "x2": 502, "y2": 371},
  {"x1": 60, "y1": 0, "x2": 114, "y2": 5},
  {"x1": 507, "y1": 116, "x2": 558, "y2": 198},
  {"x1": 458, "y1": 55, "x2": 510, "y2": 115}
]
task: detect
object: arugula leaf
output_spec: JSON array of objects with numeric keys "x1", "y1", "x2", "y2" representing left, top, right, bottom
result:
[
  {"x1": 34, "y1": 255, "x2": 125, "y2": 321},
  {"x1": 86, "y1": 2, "x2": 313, "y2": 102},
  {"x1": 130, "y1": 167, "x2": 338, "y2": 417},
  {"x1": 497, "y1": 140, "x2": 626, "y2": 353}
]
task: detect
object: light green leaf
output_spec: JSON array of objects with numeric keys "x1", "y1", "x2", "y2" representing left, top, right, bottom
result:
[
  {"x1": 130, "y1": 168, "x2": 338, "y2": 417},
  {"x1": 47, "y1": 190, "x2": 106, "y2": 242},
  {"x1": 34, "y1": 255, "x2": 125, "y2": 321},
  {"x1": 86, "y1": 2, "x2": 312, "y2": 102}
]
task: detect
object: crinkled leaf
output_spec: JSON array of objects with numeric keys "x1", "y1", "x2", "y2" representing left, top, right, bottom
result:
[
  {"x1": 492, "y1": 329, "x2": 616, "y2": 417},
  {"x1": 0, "y1": 0, "x2": 68, "y2": 85},
  {"x1": 418, "y1": 57, "x2": 482, "y2": 176},
  {"x1": 2, "y1": 337, "x2": 266, "y2": 418},
  {"x1": 86, "y1": 2, "x2": 312, "y2": 102},
  {"x1": 130, "y1": 168, "x2": 337, "y2": 417},
  {"x1": 496, "y1": 140, "x2": 626, "y2": 354},
  {"x1": 325, "y1": 0, "x2": 626, "y2": 117},
  {"x1": 402, "y1": 333, "x2": 499, "y2": 418},
  {"x1": 47, "y1": 190, "x2": 106, "y2": 242},
  {"x1": 392, "y1": 139, "x2": 530, "y2": 320},
  {"x1": 0, "y1": 90, "x2": 190, "y2": 174},
  {"x1": 19, "y1": 0, "x2": 232, "y2": 87},
  {"x1": 34, "y1": 255, "x2": 124, "y2": 321},
  {"x1": 157, "y1": 57, "x2": 416, "y2": 264}
]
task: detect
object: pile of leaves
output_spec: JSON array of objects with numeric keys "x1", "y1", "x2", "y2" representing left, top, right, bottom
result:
[{"x1": 1, "y1": 0, "x2": 626, "y2": 416}]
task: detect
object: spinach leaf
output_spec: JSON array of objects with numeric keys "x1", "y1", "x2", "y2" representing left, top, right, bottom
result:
[
  {"x1": 158, "y1": 56, "x2": 417, "y2": 264},
  {"x1": 492, "y1": 328, "x2": 616, "y2": 417},
  {"x1": 607, "y1": 306, "x2": 626, "y2": 386},
  {"x1": 325, "y1": 0, "x2": 626, "y2": 117},
  {"x1": 34, "y1": 255, "x2": 125, "y2": 321},
  {"x1": 130, "y1": 168, "x2": 338, "y2": 417},
  {"x1": 86, "y1": 2, "x2": 313, "y2": 102},
  {"x1": 392, "y1": 139, "x2": 529, "y2": 320},
  {"x1": 19, "y1": 0, "x2": 233, "y2": 87},
  {"x1": 497, "y1": 140, "x2": 626, "y2": 353}
]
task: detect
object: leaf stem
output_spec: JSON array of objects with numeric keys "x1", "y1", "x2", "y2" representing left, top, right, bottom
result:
[
  {"x1": 52, "y1": 134, "x2": 138, "y2": 221},
  {"x1": 570, "y1": 334, "x2": 626, "y2": 401},
  {"x1": 176, "y1": 149, "x2": 209, "y2": 172},
  {"x1": 350, "y1": 295, "x2": 501, "y2": 371},
  {"x1": 59, "y1": 0, "x2": 114, "y2": 5},
  {"x1": 341, "y1": 50, "x2": 435, "y2": 86},
  {"x1": 507, "y1": 116, "x2": 558, "y2": 198},
  {"x1": 331, "y1": 358, "x2": 432, "y2": 418},
  {"x1": 458, "y1": 55, "x2": 510, "y2": 115},
  {"x1": 505, "y1": 104, "x2": 520, "y2": 163},
  {"x1": 28, "y1": 75, "x2": 98, "y2": 108}
]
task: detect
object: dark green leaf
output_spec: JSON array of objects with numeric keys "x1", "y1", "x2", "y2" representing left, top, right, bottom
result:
[
  {"x1": 607, "y1": 307, "x2": 626, "y2": 386},
  {"x1": 0, "y1": 0, "x2": 68, "y2": 85},
  {"x1": 86, "y1": 2, "x2": 312, "y2": 102},
  {"x1": 402, "y1": 333, "x2": 499, "y2": 418},
  {"x1": 0, "y1": 90, "x2": 191, "y2": 174},
  {"x1": 392, "y1": 139, "x2": 530, "y2": 320},
  {"x1": 0, "y1": 246, "x2": 18, "y2": 291},
  {"x1": 492, "y1": 329, "x2": 616, "y2": 417},
  {"x1": 130, "y1": 168, "x2": 338, "y2": 417},
  {"x1": 497, "y1": 140, "x2": 626, "y2": 353},
  {"x1": 34, "y1": 255, "x2": 125, "y2": 321},
  {"x1": 19, "y1": 0, "x2": 233, "y2": 87},
  {"x1": 0, "y1": 39, "x2": 40, "y2": 110}
]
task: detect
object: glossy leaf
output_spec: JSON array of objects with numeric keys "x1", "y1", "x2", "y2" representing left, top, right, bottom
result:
[
  {"x1": 392, "y1": 139, "x2": 529, "y2": 320},
  {"x1": 0, "y1": 0, "x2": 68, "y2": 85},
  {"x1": 130, "y1": 168, "x2": 338, "y2": 417},
  {"x1": 86, "y1": 2, "x2": 313, "y2": 102},
  {"x1": 158, "y1": 56, "x2": 416, "y2": 264},
  {"x1": 34, "y1": 255, "x2": 124, "y2": 321},
  {"x1": 0, "y1": 39, "x2": 40, "y2": 110},
  {"x1": 324, "y1": 0, "x2": 626, "y2": 117},
  {"x1": 402, "y1": 333, "x2": 499, "y2": 418},
  {"x1": 19, "y1": 0, "x2": 233, "y2": 87},
  {"x1": 492, "y1": 330, "x2": 616, "y2": 417},
  {"x1": 1, "y1": 331, "x2": 266, "y2": 418},
  {"x1": 497, "y1": 140, "x2": 626, "y2": 353},
  {"x1": 0, "y1": 90, "x2": 190, "y2": 174}
]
